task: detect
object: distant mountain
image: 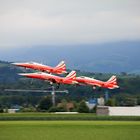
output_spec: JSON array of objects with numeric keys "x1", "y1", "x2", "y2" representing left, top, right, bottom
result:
[{"x1": 0, "y1": 41, "x2": 140, "y2": 73}]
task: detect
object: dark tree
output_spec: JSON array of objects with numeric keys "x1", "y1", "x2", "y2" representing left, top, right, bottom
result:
[
  {"x1": 38, "y1": 96, "x2": 52, "y2": 111},
  {"x1": 77, "y1": 100, "x2": 89, "y2": 113},
  {"x1": 105, "y1": 98, "x2": 116, "y2": 106}
]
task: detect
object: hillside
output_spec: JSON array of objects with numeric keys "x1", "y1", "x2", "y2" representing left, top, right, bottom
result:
[
  {"x1": 0, "y1": 60, "x2": 140, "y2": 108},
  {"x1": 0, "y1": 41, "x2": 140, "y2": 73}
]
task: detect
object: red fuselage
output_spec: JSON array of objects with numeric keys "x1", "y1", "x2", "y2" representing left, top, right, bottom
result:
[
  {"x1": 75, "y1": 76, "x2": 119, "y2": 89},
  {"x1": 19, "y1": 72, "x2": 77, "y2": 85},
  {"x1": 12, "y1": 62, "x2": 67, "y2": 74}
]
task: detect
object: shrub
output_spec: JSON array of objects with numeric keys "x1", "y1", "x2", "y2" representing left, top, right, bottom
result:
[{"x1": 77, "y1": 100, "x2": 89, "y2": 113}]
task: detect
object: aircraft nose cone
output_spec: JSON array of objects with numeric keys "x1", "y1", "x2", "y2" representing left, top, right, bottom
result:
[
  {"x1": 11, "y1": 62, "x2": 22, "y2": 66},
  {"x1": 18, "y1": 73, "x2": 28, "y2": 76},
  {"x1": 11, "y1": 62, "x2": 18, "y2": 65}
]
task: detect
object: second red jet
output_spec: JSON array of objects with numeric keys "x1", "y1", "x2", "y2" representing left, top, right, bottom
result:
[{"x1": 19, "y1": 71, "x2": 78, "y2": 85}]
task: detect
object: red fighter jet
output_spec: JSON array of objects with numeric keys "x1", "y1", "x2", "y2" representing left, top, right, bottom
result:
[
  {"x1": 12, "y1": 61, "x2": 67, "y2": 74},
  {"x1": 76, "y1": 75, "x2": 119, "y2": 89},
  {"x1": 19, "y1": 71, "x2": 78, "y2": 86}
]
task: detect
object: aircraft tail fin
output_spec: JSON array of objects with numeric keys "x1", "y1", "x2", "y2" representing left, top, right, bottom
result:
[
  {"x1": 107, "y1": 75, "x2": 117, "y2": 83},
  {"x1": 107, "y1": 75, "x2": 119, "y2": 88},
  {"x1": 55, "y1": 61, "x2": 66, "y2": 72},
  {"x1": 66, "y1": 71, "x2": 76, "y2": 80}
]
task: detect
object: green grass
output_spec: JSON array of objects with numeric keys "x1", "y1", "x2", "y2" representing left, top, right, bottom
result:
[
  {"x1": 0, "y1": 113, "x2": 140, "y2": 121},
  {"x1": 0, "y1": 113, "x2": 96, "y2": 120},
  {"x1": 0, "y1": 112, "x2": 94, "y2": 117},
  {"x1": 0, "y1": 121, "x2": 140, "y2": 140}
]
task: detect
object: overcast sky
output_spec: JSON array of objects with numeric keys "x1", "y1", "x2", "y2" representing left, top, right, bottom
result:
[{"x1": 0, "y1": 0, "x2": 140, "y2": 50}]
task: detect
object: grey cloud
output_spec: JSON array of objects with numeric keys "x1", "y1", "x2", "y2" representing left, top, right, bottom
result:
[{"x1": 0, "y1": 0, "x2": 140, "y2": 49}]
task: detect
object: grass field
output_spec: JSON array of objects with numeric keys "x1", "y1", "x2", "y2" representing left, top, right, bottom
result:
[
  {"x1": 0, "y1": 113, "x2": 140, "y2": 121},
  {"x1": 0, "y1": 121, "x2": 140, "y2": 140},
  {"x1": 0, "y1": 113, "x2": 95, "y2": 117}
]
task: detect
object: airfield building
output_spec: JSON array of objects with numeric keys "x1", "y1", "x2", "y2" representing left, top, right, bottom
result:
[{"x1": 97, "y1": 106, "x2": 140, "y2": 116}]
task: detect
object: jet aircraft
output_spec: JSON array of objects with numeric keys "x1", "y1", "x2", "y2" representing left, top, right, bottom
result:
[
  {"x1": 15, "y1": 60, "x2": 119, "y2": 90},
  {"x1": 12, "y1": 61, "x2": 67, "y2": 74},
  {"x1": 75, "y1": 75, "x2": 119, "y2": 89},
  {"x1": 19, "y1": 71, "x2": 78, "y2": 86}
]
